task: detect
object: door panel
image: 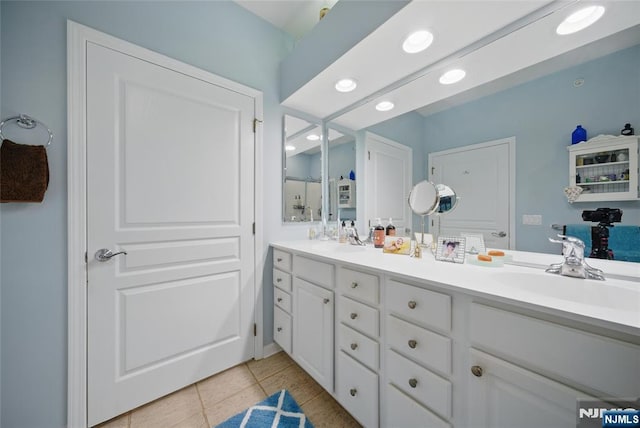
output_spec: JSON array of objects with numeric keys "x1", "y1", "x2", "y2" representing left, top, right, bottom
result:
[
  {"x1": 364, "y1": 133, "x2": 412, "y2": 232},
  {"x1": 87, "y1": 42, "x2": 255, "y2": 426},
  {"x1": 430, "y1": 139, "x2": 512, "y2": 249}
]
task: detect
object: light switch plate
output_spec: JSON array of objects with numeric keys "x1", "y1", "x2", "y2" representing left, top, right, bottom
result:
[{"x1": 523, "y1": 214, "x2": 542, "y2": 225}]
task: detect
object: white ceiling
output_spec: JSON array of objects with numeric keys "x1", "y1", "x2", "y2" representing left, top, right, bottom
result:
[
  {"x1": 234, "y1": 0, "x2": 339, "y2": 39},
  {"x1": 275, "y1": 0, "x2": 640, "y2": 130}
]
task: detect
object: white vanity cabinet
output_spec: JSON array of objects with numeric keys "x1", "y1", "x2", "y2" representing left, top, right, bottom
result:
[
  {"x1": 292, "y1": 255, "x2": 335, "y2": 392},
  {"x1": 467, "y1": 303, "x2": 640, "y2": 428},
  {"x1": 335, "y1": 267, "x2": 381, "y2": 427},
  {"x1": 384, "y1": 279, "x2": 453, "y2": 427},
  {"x1": 568, "y1": 136, "x2": 639, "y2": 201},
  {"x1": 273, "y1": 249, "x2": 293, "y2": 354},
  {"x1": 270, "y1": 242, "x2": 640, "y2": 428}
]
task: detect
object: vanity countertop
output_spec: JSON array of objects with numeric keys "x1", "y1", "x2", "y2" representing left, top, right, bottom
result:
[{"x1": 271, "y1": 240, "x2": 640, "y2": 336}]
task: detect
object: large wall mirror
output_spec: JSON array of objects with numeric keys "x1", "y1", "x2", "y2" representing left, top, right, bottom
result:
[{"x1": 282, "y1": 114, "x2": 323, "y2": 223}]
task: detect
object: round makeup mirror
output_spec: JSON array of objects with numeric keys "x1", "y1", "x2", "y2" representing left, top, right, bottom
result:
[
  {"x1": 435, "y1": 184, "x2": 459, "y2": 214},
  {"x1": 408, "y1": 180, "x2": 439, "y2": 246},
  {"x1": 408, "y1": 180, "x2": 439, "y2": 215}
]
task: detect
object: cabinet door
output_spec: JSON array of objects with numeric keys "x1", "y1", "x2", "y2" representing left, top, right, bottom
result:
[
  {"x1": 468, "y1": 349, "x2": 597, "y2": 428},
  {"x1": 293, "y1": 278, "x2": 334, "y2": 392}
]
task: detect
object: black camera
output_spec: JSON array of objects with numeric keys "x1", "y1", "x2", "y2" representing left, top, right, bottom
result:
[
  {"x1": 581, "y1": 208, "x2": 623, "y2": 260},
  {"x1": 581, "y1": 208, "x2": 622, "y2": 225}
]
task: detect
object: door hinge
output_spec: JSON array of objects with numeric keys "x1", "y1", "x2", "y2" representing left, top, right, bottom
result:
[
  {"x1": 253, "y1": 323, "x2": 257, "y2": 337},
  {"x1": 368, "y1": 151, "x2": 371, "y2": 160},
  {"x1": 431, "y1": 166, "x2": 435, "y2": 176},
  {"x1": 84, "y1": 252, "x2": 88, "y2": 263},
  {"x1": 253, "y1": 118, "x2": 263, "y2": 133},
  {"x1": 252, "y1": 222, "x2": 256, "y2": 235}
]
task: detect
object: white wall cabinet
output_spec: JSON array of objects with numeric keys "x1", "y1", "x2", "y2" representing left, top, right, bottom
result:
[
  {"x1": 271, "y1": 245, "x2": 640, "y2": 427},
  {"x1": 568, "y1": 136, "x2": 639, "y2": 202}
]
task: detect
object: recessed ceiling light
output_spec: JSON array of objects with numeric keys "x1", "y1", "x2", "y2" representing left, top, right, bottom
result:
[
  {"x1": 306, "y1": 134, "x2": 320, "y2": 141},
  {"x1": 375, "y1": 101, "x2": 395, "y2": 112},
  {"x1": 335, "y1": 78, "x2": 357, "y2": 93},
  {"x1": 439, "y1": 69, "x2": 466, "y2": 85},
  {"x1": 440, "y1": 68, "x2": 467, "y2": 85},
  {"x1": 556, "y1": 5, "x2": 605, "y2": 35},
  {"x1": 402, "y1": 30, "x2": 434, "y2": 54},
  {"x1": 285, "y1": 145, "x2": 296, "y2": 151}
]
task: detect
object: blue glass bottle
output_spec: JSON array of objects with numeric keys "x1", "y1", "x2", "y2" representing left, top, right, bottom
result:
[{"x1": 572, "y1": 125, "x2": 587, "y2": 144}]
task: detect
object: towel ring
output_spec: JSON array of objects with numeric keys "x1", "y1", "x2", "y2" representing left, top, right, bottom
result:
[{"x1": 0, "y1": 114, "x2": 53, "y2": 147}]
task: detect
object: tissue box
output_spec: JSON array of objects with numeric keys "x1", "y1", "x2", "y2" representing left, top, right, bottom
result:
[{"x1": 383, "y1": 236, "x2": 411, "y2": 255}]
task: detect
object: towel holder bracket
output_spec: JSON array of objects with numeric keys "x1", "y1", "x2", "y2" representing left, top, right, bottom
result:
[{"x1": 0, "y1": 114, "x2": 53, "y2": 147}]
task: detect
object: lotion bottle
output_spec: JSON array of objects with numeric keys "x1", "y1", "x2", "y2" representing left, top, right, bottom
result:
[
  {"x1": 386, "y1": 217, "x2": 396, "y2": 236},
  {"x1": 373, "y1": 218, "x2": 385, "y2": 248}
]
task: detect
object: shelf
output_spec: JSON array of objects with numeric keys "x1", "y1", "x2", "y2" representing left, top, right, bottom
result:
[
  {"x1": 576, "y1": 160, "x2": 629, "y2": 169},
  {"x1": 576, "y1": 180, "x2": 629, "y2": 186}
]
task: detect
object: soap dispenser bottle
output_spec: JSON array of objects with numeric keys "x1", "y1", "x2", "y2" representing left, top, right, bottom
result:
[
  {"x1": 339, "y1": 220, "x2": 347, "y2": 243},
  {"x1": 373, "y1": 218, "x2": 385, "y2": 248},
  {"x1": 385, "y1": 217, "x2": 396, "y2": 236}
]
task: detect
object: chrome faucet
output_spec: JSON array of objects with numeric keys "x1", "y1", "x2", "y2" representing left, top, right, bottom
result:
[
  {"x1": 345, "y1": 227, "x2": 365, "y2": 246},
  {"x1": 546, "y1": 235, "x2": 604, "y2": 280}
]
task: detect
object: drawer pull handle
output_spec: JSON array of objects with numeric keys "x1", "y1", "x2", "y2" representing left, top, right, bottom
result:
[
  {"x1": 350, "y1": 312, "x2": 358, "y2": 320},
  {"x1": 350, "y1": 343, "x2": 358, "y2": 350},
  {"x1": 471, "y1": 365, "x2": 483, "y2": 377},
  {"x1": 349, "y1": 388, "x2": 357, "y2": 397},
  {"x1": 323, "y1": 298, "x2": 330, "y2": 304},
  {"x1": 276, "y1": 278, "x2": 282, "y2": 283},
  {"x1": 277, "y1": 327, "x2": 283, "y2": 332},
  {"x1": 408, "y1": 339, "x2": 417, "y2": 349},
  {"x1": 277, "y1": 257, "x2": 283, "y2": 262},
  {"x1": 408, "y1": 378, "x2": 418, "y2": 388},
  {"x1": 351, "y1": 282, "x2": 358, "y2": 289},
  {"x1": 408, "y1": 300, "x2": 417, "y2": 309},
  {"x1": 277, "y1": 297, "x2": 283, "y2": 302}
]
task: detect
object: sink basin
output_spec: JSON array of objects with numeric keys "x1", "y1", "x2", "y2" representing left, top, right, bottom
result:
[{"x1": 491, "y1": 270, "x2": 640, "y2": 312}]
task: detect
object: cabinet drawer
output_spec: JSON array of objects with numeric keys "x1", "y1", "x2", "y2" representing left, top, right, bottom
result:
[
  {"x1": 273, "y1": 268, "x2": 292, "y2": 292},
  {"x1": 273, "y1": 249, "x2": 292, "y2": 272},
  {"x1": 386, "y1": 384, "x2": 450, "y2": 428},
  {"x1": 274, "y1": 287, "x2": 291, "y2": 313},
  {"x1": 387, "y1": 315, "x2": 451, "y2": 375},
  {"x1": 339, "y1": 323, "x2": 379, "y2": 372},
  {"x1": 339, "y1": 296, "x2": 379, "y2": 338},
  {"x1": 339, "y1": 267, "x2": 379, "y2": 305},
  {"x1": 274, "y1": 306, "x2": 291, "y2": 355},
  {"x1": 337, "y1": 351, "x2": 378, "y2": 428},
  {"x1": 470, "y1": 303, "x2": 640, "y2": 398},
  {"x1": 294, "y1": 255, "x2": 334, "y2": 289},
  {"x1": 387, "y1": 279, "x2": 451, "y2": 332},
  {"x1": 387, "y1": 349, "x2": 452, "y2": 420}
]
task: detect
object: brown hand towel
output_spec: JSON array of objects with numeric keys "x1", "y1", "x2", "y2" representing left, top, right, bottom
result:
[{"x1": 0, "y1": 139, "x2": 49, "y2": 203}]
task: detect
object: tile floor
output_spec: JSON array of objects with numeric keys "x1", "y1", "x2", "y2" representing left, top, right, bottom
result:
[{"x1": 95, "y1": 351, "x2": 361, "y2": 428}]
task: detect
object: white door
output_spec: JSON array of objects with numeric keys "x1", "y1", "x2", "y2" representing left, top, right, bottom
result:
[
  {"x1": 429, "y1": 138, "x2": 514, "y2": 249},
  {"x1": 364, "y1": 132, "x2": 412, "y2": 234},
  {"x1": 86, "y1": 42, "x2": 255, "y2": 426}
]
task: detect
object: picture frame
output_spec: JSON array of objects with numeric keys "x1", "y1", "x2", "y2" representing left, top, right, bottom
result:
[
  {"x1": 460, "y1": 232, "x2": 486, "y2": 255},
  {"x1": 435, "y1": 236, "x2": 466, "y2": 263}
]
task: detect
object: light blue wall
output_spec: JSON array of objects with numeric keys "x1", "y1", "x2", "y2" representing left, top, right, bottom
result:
[
  {"x1": 286, "y1": 153, "x2": 316, "y2": 179},
  {"x1": 0, "y1": 2, "x2": 292, "y2": 426},
  {"x1": 423, "y1": 45, "x2": 640, "y2": 254}
]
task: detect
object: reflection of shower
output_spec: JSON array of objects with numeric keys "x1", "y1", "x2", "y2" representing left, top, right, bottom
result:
[{"x1": 285, "y1": 177, "x2": 322, "y2": 221}]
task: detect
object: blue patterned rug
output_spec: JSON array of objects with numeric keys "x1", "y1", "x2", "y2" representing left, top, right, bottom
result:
[{"x1": 215, "y1": 389, "x2": 314, "y2": 428}]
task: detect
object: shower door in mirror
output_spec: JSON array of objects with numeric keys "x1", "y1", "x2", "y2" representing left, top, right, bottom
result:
[{"x1": 283, "y1": 115, "x2": 322, "y2": 222}]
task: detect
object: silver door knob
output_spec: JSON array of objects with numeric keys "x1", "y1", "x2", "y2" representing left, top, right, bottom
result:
[
  {"x1": 95, "y1": 248, "x2": 127, "y2": 262},
  {"x1": 491, "y1": 231, "x2": 507, "y2": 238}
]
